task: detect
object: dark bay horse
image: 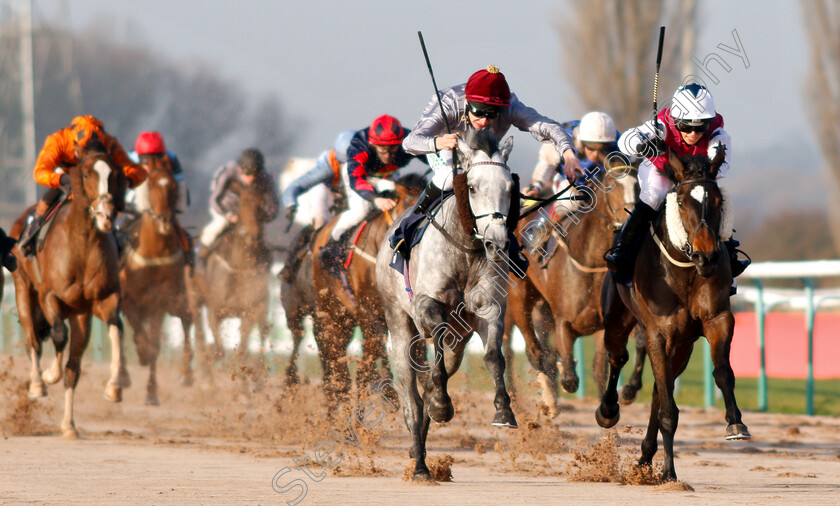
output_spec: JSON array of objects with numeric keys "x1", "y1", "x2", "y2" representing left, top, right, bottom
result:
[
  {"x1": 120, "y1": 157, "x2": 193, "y2": 405},
  {"x1": 503, "y1": 163, "x2": 639, "y2": 413},
  {"x1": 310, "y1": 173, "x2": 424, "y2": 403},
  {"x1": 191, "y1": 180, "x2": 273, "y2": 361},
  {"x1": 596, "y1": 149, "x2": 750, "y2": 481},
  {"x1": 279, "y1": 225, "x2": 317, "y2": 386},
  {"x1": 376, "y1": 131, "x2": 519, "y2": 481},
  {"x1": 10, "y1": 146, "x2": 127, "y2": 438}
]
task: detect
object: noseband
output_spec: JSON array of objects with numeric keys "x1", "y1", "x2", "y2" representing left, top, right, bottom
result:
[
  {"x1": 465, "y1": 160, "x2": 511, "y2": 239},
  {"x1": 80, "y1": 152, "x2": 116, "y2": 221}
]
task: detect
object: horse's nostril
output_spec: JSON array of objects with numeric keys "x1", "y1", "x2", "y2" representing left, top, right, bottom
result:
[
  {"x1": 690, "y1": 252, "x2": 703, "y2": 263},
  {"x1": 484, "y1": 240, "x2": 496, "y2": 252}
]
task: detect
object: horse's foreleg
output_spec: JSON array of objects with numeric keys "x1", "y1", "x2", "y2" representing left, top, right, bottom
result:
[
  {"x1": 60, "y1": 313, "x2": 91, "y2": 438},
  {"x1": 619, "y1": 324, "x2": 647, "y2": 405},
  {"x1": 646, "y1": 333, "x2": 679, "y2": 482},
  {"x1": 481, "y1": 318, "x2": 517, "y2": 429},
  {"x1": 639, "y1": 382, "x2": 661, "y2": 467},
  {"x1": 555, "y1": 321, "x2": 580, "y2": 394},
  {"x1": 40, "y1": 292, "x2": 67, "y2": 387},
  {"x1": 357, "y1": 316, "x2": 389, "y2": 392},
  {"x1": 94, "y1": 294, "x2": 124, "y2": 403},
  {"x1": 17, "y1": 282, "x2": 46, "y2": 397},
  {"x1": 595, "y1": 277, "x2": 634, "y2": 428},
  {"x1": 704, "y1": 312, "x2": 751, "y2": 440},
  {"x1": 179, "y1": 314, "x2": 194, "y2": 386},
  {"x1": 510, "y1": 293, "x2": 558, "y2": 416},
  {"x1": 592, "y1": 330, "x2": 608, "y2": 396},
  {"x1": 284, "y1": 310, "x2": 304, "y2": 386},
  {"x1": 144, "y1": 312, "x2": 164, "y2": 406},
  {"x1": 414, "y1": 296, "x2": 453, "y2": 424}
]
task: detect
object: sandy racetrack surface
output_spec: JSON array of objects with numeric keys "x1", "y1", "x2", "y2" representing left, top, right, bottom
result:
[{"x1": 2, "y1": 353, "x2": 840, "y2": 505}]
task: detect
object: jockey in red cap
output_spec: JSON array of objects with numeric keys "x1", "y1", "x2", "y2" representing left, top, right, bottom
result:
[
  {"x1": 401, "y1": 65, "x2": 582, "y2": 275},
  {"x1": 317, "y1": 114, "x2": 429, "y2": 278}
]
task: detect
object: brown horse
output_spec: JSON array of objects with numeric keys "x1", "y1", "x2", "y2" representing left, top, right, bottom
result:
[
  {"x1": 596, "y1": 149, "x2": 750, "y2": 481},
  {"x1": 10, "y1": 146, "x2": 127, "y2": 438},
  {"x1": 279, "y1": 225, "x2": 317, "y2": 385},
  {"x1": 120, "y1": 157, "x2": 193, "y2": 405},
  {"x1": 504, "y1": 163, "x2": 638, "y2": 413},
  {"x1": 191, "y1": 180, "x2": 273, "y2": 361},
  {"x1": 311, "y1": 173, "x2": 424, "y2": 404}
]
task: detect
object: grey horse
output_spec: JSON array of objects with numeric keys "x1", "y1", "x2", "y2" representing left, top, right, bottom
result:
[{"x1": 375, "y1": 130, "x2": 520, "y2": 482}]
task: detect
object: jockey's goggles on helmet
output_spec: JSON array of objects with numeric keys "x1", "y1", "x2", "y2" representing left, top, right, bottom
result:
[
  {"x1": 467, "y1": 101, "x2": 501, "y2": 120},
  {"x1": 675, "y1": 119, "x2": 710, "y2": 134}
]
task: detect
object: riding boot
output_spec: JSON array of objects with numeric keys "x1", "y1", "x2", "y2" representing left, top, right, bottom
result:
[
  {"x1": 319, "y1": 237, "x2": 346, "y2": 279},
  {"x1": 604, "y1": 201, "x2": 657, "y2": 278},
  {"x1": 724, "y1": 237, "x2": 750, "y2": 295},
  {"x1": 410, "y1": 182, "x2": 443, "y2": 217},
  {"x1": 0, "y1": 228, "x2": 17, "y2": 272},
  {"x1": 506, "y1": 231, "x2": 529, "y2": 278},
  {"x1": 18, "y1": 200, "x2": 50, "y2": 256}
]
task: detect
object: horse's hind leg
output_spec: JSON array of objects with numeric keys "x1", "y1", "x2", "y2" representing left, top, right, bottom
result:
[
  {"x1": 60, "y1": 313, "x2": 91, "y2": 438},
  {"x1": 619, "y1": 324, "x2": 647, "y2": 405},
  {"x1": 596, "y1": 277, "x2": 634, "y2": 429},
  {"x1": 704, "y1": 312, "x2": 751, "y2": 440},
  {"x1": 178, "y1": 313, "x2": 194, "y2": 386},
  {"x1": 143, "y1": 312, "x2": 164, "y2": 406}
]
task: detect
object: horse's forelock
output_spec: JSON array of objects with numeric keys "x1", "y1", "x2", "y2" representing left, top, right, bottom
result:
[{"x1": 462, "y1": 129, "x2": 499, "y2": 161}]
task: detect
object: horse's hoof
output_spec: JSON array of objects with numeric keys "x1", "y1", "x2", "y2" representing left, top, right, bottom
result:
[
  {"x1": 284, "y1": 372, "x2": 299, "y2": 386},
  {"x1": 28, "y1": 381, "x2": 47, "y2": 398},
  {"x1": 560, "y1": 374, "x2": 579, "y2": 394},
  {"x1": 492, "y1": 408, "x2": 518, "y2": 429},
  {"x1": 428, "y1": 398, "x2": 454, "y2": 424},
  {"x1": 145, "y1": 393, "x2": 160, "y2": 406},
  {"x1": 60, "y1": 428, "x2": 80, "y2": 440},
  {"x1": 411, "y1": 470, "x2": 434, "y2": 483},
  {"x1": 595, "y1": 404, "x2": 620, "y2": 428},
  {"x1": 725, "y1": 423, "x2": 752, "y2": 440},
  {"x1": 179, "y1": 374, "x2": 194, "y2": 387},
  {"x1": 618, "y1": 385, "x2": 638, "y2": 406},
  {"x1": 42, "y1": 369, "x2": 62, "y2": 385},
  {"x1": 104, "y1": 383, "x2": 122, "y2": 403}
]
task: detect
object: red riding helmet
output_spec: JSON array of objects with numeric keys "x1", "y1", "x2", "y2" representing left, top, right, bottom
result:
[
  {"x1": 368, "y1": 115, "x2": 406, "y2": 146},
  {"x1": 465, "y1": 65, "x2": 511, "y2": 107},
  {"x1": 135, "y1": 131, "x2": 167, "y2": 155}
]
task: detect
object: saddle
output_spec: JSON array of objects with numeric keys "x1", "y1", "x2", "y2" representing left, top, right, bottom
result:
[
  {"x1": 29, "y1": 194, "x2": 71, "y2": 255},
  {"x1": 388, "y1": 190, "x2": 450, "y2": 274}
]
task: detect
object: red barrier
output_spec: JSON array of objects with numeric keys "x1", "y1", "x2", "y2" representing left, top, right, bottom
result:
[{"x1": 731, "y1": 312, "x2": 840, "y2": 379}]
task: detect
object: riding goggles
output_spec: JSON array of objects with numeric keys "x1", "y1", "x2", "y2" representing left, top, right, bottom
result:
[
  {"x1": 467, "y1": 101, "x2": 501, "y2": 120},
  {"x1": 675, "y1": 120, "x2": 710, "y2": 134}
]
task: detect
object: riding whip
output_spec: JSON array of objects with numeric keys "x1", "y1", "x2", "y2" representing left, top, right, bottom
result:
[
  {"x1": 653, "y1": 26, "x2": 665, "y2": 117},
  {"x1": 417, "y1": 31, "x2": 459, "y2": 182}
]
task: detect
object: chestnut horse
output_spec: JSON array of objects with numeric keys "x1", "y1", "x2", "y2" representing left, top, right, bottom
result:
[
  {"x1": 503, "y1": 163, "x2": 639, "y2": 414},
  {"x1": 191, "y1": 180, "x2": 273, "y2": 361},
  {"x1": 120, "y1": 158, "x2": 193, "y2": 405},
  {"x1": 10, "y1": 146, "x2": 127, "y2": 438},
  {"x1": 596, "y1": 149, "x2": 750, "y2": 481},
  {"x1": 311, "y1": 173, "x2": 424, "y2": 404}
]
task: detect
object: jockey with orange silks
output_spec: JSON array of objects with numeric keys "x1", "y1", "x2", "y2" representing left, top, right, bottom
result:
[
  {"x1": 605, "y1": 83, "x2": 749, "y2": 290},
  {"x1": 19, "y1": 115, "x2": 147, "y2": 255}
]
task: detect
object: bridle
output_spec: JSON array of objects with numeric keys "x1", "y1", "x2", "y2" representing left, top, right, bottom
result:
[
  {"x1": 463, "y1": 160, "x2": 511, "y2": 240},
  {"x1": 79, "y1": 152, "x2": 115, "y2": 221},
  {"x1": 143, "y1": 168, "x2": 176, "y2": 225},
  {"x1": 669, "y1": 177, "x2": 720, "y2": 259}
]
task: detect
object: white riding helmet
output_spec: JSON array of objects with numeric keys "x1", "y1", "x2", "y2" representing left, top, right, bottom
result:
[
  {"x1": 671, "y1": 83, "x2": 716, "y2": 124},
  {"x1": 578, "y1": 112, "x2": 617, "y2": 143}
]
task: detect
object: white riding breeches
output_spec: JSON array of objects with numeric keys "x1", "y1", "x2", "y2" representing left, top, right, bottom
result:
[
  {"x1": 200, "y1": 208, "x2": 229, "y2": 247},
  {"x1": 330, "y1": 166, "x2": 395, "y2": 241},
  {"x1": 637, "y1": 159, "x2": 675, "y2": 211}
]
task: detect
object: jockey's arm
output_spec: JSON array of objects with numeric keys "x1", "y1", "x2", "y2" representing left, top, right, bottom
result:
[
  {"x1": 618, "y1": 119, "x2": 665, "y2": 159},
  {"x1": 107, "y1": 137, "x2": 147, "y2": 188},
  {"x1": 259, "y1": 172, "x2": 281, "y2": 222},
  {"x1": 507, "y1": 97, "x2": 578, "y2": 179},
  {"x1": 33, "y1": 132, "x2": 73, "y2": 188},
  {"x1": 528, "y1": 143, "x2": 562, "y2": 196},
  {"x1": 402, "y1": 89, "x2": 459, "y2": 156}
]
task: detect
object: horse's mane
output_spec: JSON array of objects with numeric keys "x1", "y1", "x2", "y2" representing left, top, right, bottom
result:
[{"x1": 662, "y1": 154, "x2": 713, "y2": 183}]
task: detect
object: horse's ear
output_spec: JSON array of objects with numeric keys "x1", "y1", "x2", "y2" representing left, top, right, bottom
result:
[
  {"x1": 667, "y1": 148, "x2": 685, "y2": 180},
  {"x1": 500, "y1": 136, "x2": 514, "y2": 162},
  {"x1": 709, "y1": 145, "x2": 726, "y2": 178}
]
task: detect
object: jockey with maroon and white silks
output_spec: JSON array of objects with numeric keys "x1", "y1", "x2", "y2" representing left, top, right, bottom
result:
[
  {"x1": 401, "y1": 65, "x2": 582, "y2": 274},
  {"x1": 605, "y1": 83, "x2": 748, "y2": 290}
]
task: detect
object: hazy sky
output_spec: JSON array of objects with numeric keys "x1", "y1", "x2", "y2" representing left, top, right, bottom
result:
[{"x1": 42, "y1": 1, "x2": 814, "y2": 176}]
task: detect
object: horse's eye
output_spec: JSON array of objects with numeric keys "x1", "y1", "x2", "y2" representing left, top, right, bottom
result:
[
  {"x1": 677, "y1": 199, "x2": 684, "y2": 208},
  {"x1": 468, "y1": 185, "x2": 476, "y2": 194}
]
